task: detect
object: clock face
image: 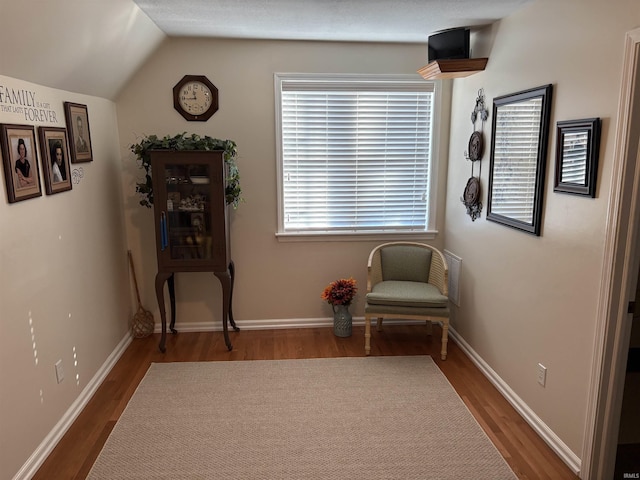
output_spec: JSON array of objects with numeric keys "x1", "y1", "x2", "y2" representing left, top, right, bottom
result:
[
  {"x1": 178, "y1": 81, "x2": 212, "y2": 114},
  {"x1": 173, "y1": 75, "x2": 218, "y2": 121}
]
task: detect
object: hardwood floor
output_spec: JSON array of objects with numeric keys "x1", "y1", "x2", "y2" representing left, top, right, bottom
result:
[{"x1": 32, "y1": 325, "x2": 579, "y2": 479}]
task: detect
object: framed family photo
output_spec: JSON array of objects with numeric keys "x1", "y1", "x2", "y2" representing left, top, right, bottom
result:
[
  {"x1": 1, "y1": 124, "x2": 42, "y2": 203},
  {"x1": 38, "y1": 127, "x2": 73, "y2": 195},
  {"x1": 64, "y1": 102, "x2": 93, "y2": 163}
]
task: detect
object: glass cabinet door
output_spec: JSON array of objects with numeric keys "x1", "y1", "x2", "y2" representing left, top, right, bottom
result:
[
  {"x1": 152, "y1": 149, "x2": 228, "y2": 272},
  {"x1": 162, "y1": 162, "x2": 213, "y2": 261}
]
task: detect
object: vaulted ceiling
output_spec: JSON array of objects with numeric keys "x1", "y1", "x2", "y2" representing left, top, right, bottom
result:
[
  {"x1": 1, "y1": 0, "x2": 532, "y2": 99},
  {"x1": 133, "y1": 0, "x2": 532, "y2": 43}
]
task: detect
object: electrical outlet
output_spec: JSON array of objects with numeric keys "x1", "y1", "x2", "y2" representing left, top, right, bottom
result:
[
  {"x1": 55, "y1": 360, "x2": 64, "y2": 384},
  {"x1": 537, "y1": 363, "x2": 547, "y2": 387}
]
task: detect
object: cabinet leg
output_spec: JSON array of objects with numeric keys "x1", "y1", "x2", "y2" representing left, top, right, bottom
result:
[
  {"x1": 155, "y1": 272, "x2": 173, "y2": 353},
  {"x1": 228, "y1": 260, "x2": 239, "y2": 332},
  {"x1": 167, "y1": 273, "x2": 177, "y2": 334},
  {"x1": 214, "y1": 270, "x2": 233, "y2": 351}
]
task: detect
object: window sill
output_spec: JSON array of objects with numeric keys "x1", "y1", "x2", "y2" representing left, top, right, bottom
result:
[{"x1": 275, "y1": 230, "x2": 438, "y2": 243}]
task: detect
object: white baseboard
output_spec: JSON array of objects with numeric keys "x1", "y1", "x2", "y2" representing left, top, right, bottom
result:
[
  {"x1": 448, "y1": 327, "x2": 582, "y2": 475},
  {"x1": 17, "y1": 319, "x2": 581, "y2": 479},
  {"x1": 157, "y1": 316, "x2": 427, "y2": 332},
  {"x1": 158, "y1": 316, "x2": 338, "y2": 332},
  {"x1": 13, "y1": 333, "x2": 132, "y2": 480}
]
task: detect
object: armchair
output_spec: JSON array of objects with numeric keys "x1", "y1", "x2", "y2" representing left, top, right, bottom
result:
[{"x1": 364, "y1": 242, "x2": 450, "y2": 359}]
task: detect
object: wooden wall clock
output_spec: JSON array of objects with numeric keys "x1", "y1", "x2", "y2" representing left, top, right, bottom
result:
[{"x1": 173, "y1": 75, "x2": 218, "y2": 121}]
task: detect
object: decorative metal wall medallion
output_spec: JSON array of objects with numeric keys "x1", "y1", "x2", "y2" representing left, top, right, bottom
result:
[
  {"x1": 462, "y1": 88, "x2": 488, "y2": 221},
  {"x1": 467, "y1": 131, "x2": 484, "y2": 161},
  {"x1": 461, "y1": 176, "x2": 482, "y2": 221}
]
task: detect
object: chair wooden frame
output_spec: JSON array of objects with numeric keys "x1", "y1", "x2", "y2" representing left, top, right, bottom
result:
[{"x1": 364, "y1": 242, "x2": 450, "y2": 360}]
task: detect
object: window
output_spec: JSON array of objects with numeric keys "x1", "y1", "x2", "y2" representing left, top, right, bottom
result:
[{"x1": 275, "y1": 74, "x2": 439, "y2": 239}]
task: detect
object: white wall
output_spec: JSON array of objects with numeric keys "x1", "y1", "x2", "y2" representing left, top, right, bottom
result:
[
  {"x1": 0, "y1": 0, "x2": 165, "y2": 99},
  {"x1": 444, "y1": 0, "x2": 640, "y2": 463},
  {"x1": 0, "y1": 76, "x2": 131, "y2": 479},
  {"x1": 116, "y1": 38, "x2": 450, "y2": 329},
  {"x1": 4, "y1": 0, "x2": 640, "y2": 477}
]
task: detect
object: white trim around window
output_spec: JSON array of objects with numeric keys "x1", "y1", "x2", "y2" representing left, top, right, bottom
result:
[{"x1": 274, "y1": 73, "x2": 441, "y2": 241}]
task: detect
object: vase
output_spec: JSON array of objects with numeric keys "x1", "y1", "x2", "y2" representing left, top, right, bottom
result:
[{"x1": 332, "y1": 304, "x2": 352, "y2": 337}]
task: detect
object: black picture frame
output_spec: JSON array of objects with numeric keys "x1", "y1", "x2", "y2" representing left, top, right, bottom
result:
[
  {"x1": 0, "y1": 124, "x2": 42, "y2": 203},
  {"x1": 486, "y1": 84, "x2": 553, "y2": 236},
  {"x1": 38, "y1": 127, "x2": 73, "y2": 195},
  {"x1": 64, "y1": 102, "x2": 93, "y2": 163},
  {"x1": 554, "y1": 118, "x2": 601, "y2": 197}
]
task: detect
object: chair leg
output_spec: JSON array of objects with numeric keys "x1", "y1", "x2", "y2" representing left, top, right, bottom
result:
[
  {"x1": 365, "y1": 315, "x2": 371, "y2": 355},
  {"x1": 376, "y1": 317, "x2": 383, "y2": 331},
  {"x1": 426, "y1": 320, "x2": 432, "y2": 336},
  {"x1": 440, "y1": 320, "x2": 449, "y2": 360}
]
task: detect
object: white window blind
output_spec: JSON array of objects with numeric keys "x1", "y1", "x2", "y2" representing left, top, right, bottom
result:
[
  {"x1": 276, "y1": 75, "x2": 435, "y2": 235},
  {"x1": 489, "y1": 98, "x2": 543, "y2": 223}
]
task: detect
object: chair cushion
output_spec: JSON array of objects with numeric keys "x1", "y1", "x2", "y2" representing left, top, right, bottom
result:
[
  {"x1": 381, "y1": 245, "x2": 431, "y2": 283},
  {"x1": 366, "y1": 280, "x2": 448, "y2": 308}
]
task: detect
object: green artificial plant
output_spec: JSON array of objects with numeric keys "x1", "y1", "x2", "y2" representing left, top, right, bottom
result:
[{"x1": 131, "y1": 132, "x2": 242, "y2": 208}]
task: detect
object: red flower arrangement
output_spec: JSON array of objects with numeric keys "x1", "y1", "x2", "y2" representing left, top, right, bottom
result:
[{"x1": 321, "y1": 277, "x2": 358, "y2": 306}]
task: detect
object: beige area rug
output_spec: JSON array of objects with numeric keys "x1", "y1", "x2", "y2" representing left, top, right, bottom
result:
[{"x1": 88, "y1": 356, "x2": 517, "y2": 479}]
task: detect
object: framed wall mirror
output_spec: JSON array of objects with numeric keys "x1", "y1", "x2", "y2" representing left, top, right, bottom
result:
[
  {"x1": 487, "y1": 84, "x2": 553, "y2": 236},
  {"x1": 554, "y1": 118, "x2": 601, "y2": 197}
]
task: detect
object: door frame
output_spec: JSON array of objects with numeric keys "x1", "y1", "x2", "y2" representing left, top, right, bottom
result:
[{"x1": 582, "y1": 27, "x2": 640, "y2": 480}]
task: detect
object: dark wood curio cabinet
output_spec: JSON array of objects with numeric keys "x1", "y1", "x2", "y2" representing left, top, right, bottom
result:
[{"x1": 150, "y1": 150, "x2": 238, "y2": 352}]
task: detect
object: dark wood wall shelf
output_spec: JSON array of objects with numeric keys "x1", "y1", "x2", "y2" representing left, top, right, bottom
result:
[{"x1": 418, "y1": 58, "x2": 488, "y2": 80}]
